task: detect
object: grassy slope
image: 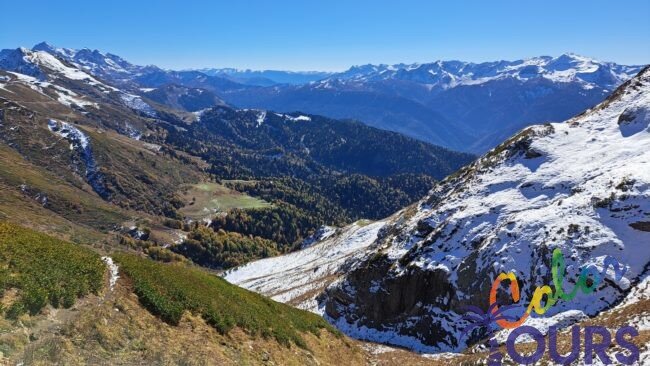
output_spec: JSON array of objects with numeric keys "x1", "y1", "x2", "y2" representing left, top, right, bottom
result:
[
  {"x1": 0, "y1": 144, "x2": 125, "y2": 243},
  {"x1": 0, "y1": 86, "x2": 209, "y2": 246},
  {"x1": 1, "y1": 84, "x2": 206, "y2": 219},
  {"x1": 88, "y1": 127, "x2": 206, "y2": 215},
  {"x1": 0, "y1": 224, "x2": 366, "y2": 365},
  {"x1": 12, "y1": 280, "x2": 367, "y2": 366}
]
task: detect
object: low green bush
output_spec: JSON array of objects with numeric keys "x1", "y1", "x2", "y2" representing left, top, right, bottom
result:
[
  {"x1": 0, "y1": 222, "x2": 104, "y2": 319},
  {"x1": 115, "y1": 253, "x2": 337, "y2": 348}
]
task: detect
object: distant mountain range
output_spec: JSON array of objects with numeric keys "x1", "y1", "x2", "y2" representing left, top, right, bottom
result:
[
  {"x1": 224, "y1": 55, "x2": 643, "y2": 152},
  {"x1": 21, "y1": 42, "x2": 645, "y2": 153},
  {"x1": 195, "y1": 68, "x2": 333, "y2": 86}
]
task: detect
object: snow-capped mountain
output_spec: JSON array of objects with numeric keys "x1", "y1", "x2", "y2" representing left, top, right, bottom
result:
[
  {"x1": 18, "y1": 42, "x2": 646, "y2": 154},
  {"x1": 31, "y1": 42, "x2": 154, "y2": 86},
  {"x1": 224, "y1": 54, "x2": 645, "y2": 153},
  {"x1": 324, "y1": 53, "x2": 640, "y2": 91},
  {"x1": 0, "y1": 46, "x2": 120, "y2": 110},
  {"x1": 226, "y1": 66, "x2": 650, "y2": 353},
  {"x1": 0, "y1": 47, "x2": 110, "y2": 85},
  {"x1": 28, "y1": 42, "x2": 243, "y2": 94},
  {"x1": 0, "y1": 46, "x2": 158, "y2": 135}
]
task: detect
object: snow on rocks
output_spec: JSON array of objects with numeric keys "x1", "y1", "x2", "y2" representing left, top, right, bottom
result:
[
  {"x1": 4, "y1": 71, "x2": 98, "y2": 110},
  {"x1": 492, "y1": 310, "x2": 589, "y2": 344},
  {"x1": 192, "y1": 108, "x2": 208, "y2": 122},
  {"x1": 620, "y1": 273, "x2": 650, "y2": 307},
  {"x1": 274, "y1": 112, "x2": 312, "y2": 122},
  {"x1": 256, "y1": 110, "x2": 267, "y2": 126},
  {"x1": 48, "y1": 119, "x2": 89, "y2": 150},
  {"x1": 119, "y1": 122, "x2": 142, "y2": 140},
  {"x1": 286, "y1": 114, "x2": 311, "y2": 122},
  {"x1": 6, "y1": 71, "x2": 52, "y2": 93},
  {"x1": 299, "y1": 225, "x2": 337, "y2": 249}
]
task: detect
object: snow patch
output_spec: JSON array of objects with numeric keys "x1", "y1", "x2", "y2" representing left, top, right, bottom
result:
[
  {"x1": 101, "y1": 256, "x2": 119, "y2": 291},
  {"x1": 120, "y1": 93, "x2": 157, "y2": 117},
  {"x1": 48, "y1": 119, "x2": 89, "y2": 150},
  {"x1": 47, "y1": 119, "x2": 109, "y2": 198},
  {"x1": 256, "y1": 110, "x2": 267, "y2": 127}
]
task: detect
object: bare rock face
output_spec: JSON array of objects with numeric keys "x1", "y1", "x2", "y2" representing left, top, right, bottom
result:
[
  {"x1": 324, "y1": 255, "x2": 461, "y2": 349},
  {"x1": 618, "y1": 105, "x2": 650, "y2": 137},
  {"x1": 630, "y1": 221, "x2": 650, "y2": 232}
]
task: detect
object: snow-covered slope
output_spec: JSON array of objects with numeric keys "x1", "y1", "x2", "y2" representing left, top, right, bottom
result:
[
  {"x1": 31, "y1": 42, "x2": 150, "y2": 85},
  {"x1": 0, "y1": 47, "x2": 109, "y2": 86},
  {"x1": 0, "y1": 47, "x2": 122, "y2": 108},
  {"x1": 225, "y1": 221, "x2": 386, "y2": 311},
  {"x1": 227, "y1": 67, "x2": 650, "y2": 353},
  {"x1": 0, "y1": 47, "x2": 160, "y2": 122}
]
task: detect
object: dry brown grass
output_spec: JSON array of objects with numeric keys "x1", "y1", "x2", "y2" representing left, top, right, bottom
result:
[{"x1": 2, "y1": 275, "x2": 368, "y2": 366}]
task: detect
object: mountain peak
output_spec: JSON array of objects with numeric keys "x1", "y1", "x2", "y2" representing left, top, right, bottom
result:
[
  {"x1": 32, "y1": 41, "x2": 54, "y2": 50},
  {"x1": 32, "y1": 41, "x2": 77, "y2": 59}
]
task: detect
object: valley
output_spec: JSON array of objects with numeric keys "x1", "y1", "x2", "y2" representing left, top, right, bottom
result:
[{"x1": 0, "y1": 35, "x2": 648, "y2": 365}]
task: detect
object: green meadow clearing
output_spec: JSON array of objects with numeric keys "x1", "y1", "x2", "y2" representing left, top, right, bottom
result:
[{"x1": 178, "y1": 182, "x2": 270, "y2": 219}]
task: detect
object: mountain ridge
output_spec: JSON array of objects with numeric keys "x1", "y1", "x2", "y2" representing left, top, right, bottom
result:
[
  {"x1": 226, "y1": 66, "x2": 650, "y2": 354},
  {"x1": 16, "y1": 42, "x2": 644, "y2": 153}
]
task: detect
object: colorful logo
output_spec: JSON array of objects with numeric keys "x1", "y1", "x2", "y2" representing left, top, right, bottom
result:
[{"x1": 462, "y1": 248, "x2": 640, "y2": 365}]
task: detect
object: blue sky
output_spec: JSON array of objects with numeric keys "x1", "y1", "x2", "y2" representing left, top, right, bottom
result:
[{"x1": 2, "y1": 0, "x2": 648, "y2": 71}]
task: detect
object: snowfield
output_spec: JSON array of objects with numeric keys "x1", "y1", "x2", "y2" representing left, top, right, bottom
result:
[
  {"x1": 225, "y1": 221, "x2": 385, "y2": 311},
  {"x1": 4, "y1": 71, "x2": 98, "y2": 110},
  {"x1": 101, "y1": 256, "x2": 120, "y2": 292},
  {"x1": 22, "y1": 48, "x2": 99, "y2": 81},
  {"x1": 48, "y1": 119, "x2": 90, "y2": 150},
  {"x1": 47, "y1": 119, "x2": 109, "y2": 198}
]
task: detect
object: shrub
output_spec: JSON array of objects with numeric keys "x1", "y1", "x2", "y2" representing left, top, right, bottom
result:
[
  {"x1": 171, "y1": 226, "x2": 279, "y2": 269},
  {"x1": 0, "y1": 222, "x2": 104, "y2": 319},
  {"x1": 115, "y1": 253, "x2": 337, "y2": 348}
]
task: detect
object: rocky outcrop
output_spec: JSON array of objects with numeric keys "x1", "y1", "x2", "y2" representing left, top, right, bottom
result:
[
  {"x1": 323, "y1": 255, "x2": 462, "y2": 350},
  {"x1": 630, "y1": 221, "x2": 650, "y2": 232}
]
